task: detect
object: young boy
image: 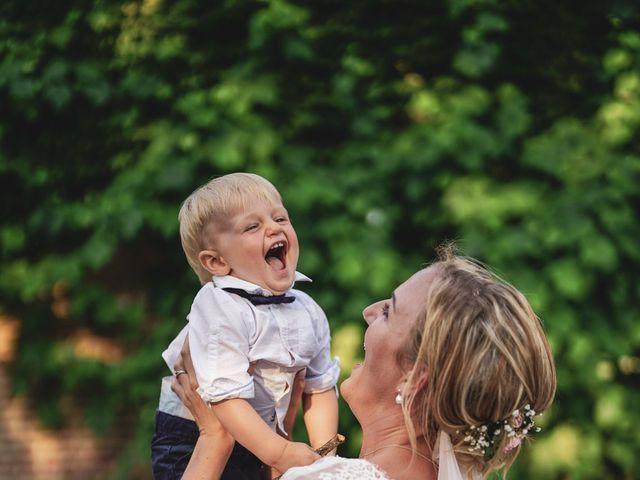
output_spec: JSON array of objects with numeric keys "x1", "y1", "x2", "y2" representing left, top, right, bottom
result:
[{"x1": 151, "y1": 173, "x2": 340, "y2": 480}]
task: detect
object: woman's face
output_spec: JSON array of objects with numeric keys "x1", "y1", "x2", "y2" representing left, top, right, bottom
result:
[{"x1": 340, "y1": 267, "x2": 437, "y2": 414}]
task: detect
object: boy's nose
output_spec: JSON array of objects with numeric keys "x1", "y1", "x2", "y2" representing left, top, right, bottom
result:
[{"x1": 265, "y1": 219, "x2": 283, "y2": 235}]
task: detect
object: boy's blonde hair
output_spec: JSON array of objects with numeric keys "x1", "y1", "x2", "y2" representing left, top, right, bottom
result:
[
  {"x1": 401, "y1": 245, "x2": 556, "y2": 478},
  {"x1": 178, "y1": 173, "x2": 282, "y2": 284}
]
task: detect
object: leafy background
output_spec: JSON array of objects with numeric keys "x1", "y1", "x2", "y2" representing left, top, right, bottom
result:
[{"x1": 1, "y1": 0, "x2": 639, "y2": 478}]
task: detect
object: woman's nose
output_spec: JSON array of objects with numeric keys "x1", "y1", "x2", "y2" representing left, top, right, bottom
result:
[{"x1": 362, "y1": 301, "x2": 382, "y2": 325}]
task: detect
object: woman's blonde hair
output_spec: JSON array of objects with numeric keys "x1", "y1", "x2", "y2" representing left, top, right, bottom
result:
[
  {"x1": 178, "y1": 173, "x2": 282, "y2": 284},
  {"x1": 402, "y1": 244, "x2": 556, "y2": 478}
]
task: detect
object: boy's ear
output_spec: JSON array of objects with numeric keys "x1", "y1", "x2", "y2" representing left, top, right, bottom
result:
[{"x1": 198, "y1": 250, "x2": 231, "y2": 276}]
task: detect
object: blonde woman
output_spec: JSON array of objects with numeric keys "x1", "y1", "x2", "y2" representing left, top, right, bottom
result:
[{"x1": 172, "y1": 246, "x2": 556, "y2": 479}]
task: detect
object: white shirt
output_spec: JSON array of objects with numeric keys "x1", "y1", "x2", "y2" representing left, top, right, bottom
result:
[{"x1": 160, "y1": 272, "x2": 340, "y2": 433}]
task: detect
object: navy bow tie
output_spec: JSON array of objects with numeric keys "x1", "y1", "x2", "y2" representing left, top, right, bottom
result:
[{"x1": 222, "y1": 287, "x2": 296, "y2": 305}]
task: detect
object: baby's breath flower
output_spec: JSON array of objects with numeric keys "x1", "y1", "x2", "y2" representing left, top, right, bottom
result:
[{"x1": 459, "y1": 403, "x2": 542, "y2": 461}]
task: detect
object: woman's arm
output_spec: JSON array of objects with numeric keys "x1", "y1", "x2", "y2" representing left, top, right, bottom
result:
[{"x1": 171, "y1": 338, "x2": 234, "y2": 480}]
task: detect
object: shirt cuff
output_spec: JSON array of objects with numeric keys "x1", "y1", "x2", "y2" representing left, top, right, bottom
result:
[
  {"x1": 303, "y1": 357, "x2": 341, "y2": 394},
  {"x1": 197, "y1": 378, "x2": 255, "y2": 403}
]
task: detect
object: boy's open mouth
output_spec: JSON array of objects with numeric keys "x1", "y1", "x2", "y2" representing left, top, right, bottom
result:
[{"x1": 265, "y1": 241, "x2": 287, "y2": 270}]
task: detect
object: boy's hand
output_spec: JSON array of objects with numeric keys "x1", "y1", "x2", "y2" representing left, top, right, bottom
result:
[{"x1": 272, "y1": 441, "x2": 320, "y2": 474}]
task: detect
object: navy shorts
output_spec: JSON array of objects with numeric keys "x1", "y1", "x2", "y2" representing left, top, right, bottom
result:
[{"x1": 151, "y1": 410, "x2": 267, "y2": 480}]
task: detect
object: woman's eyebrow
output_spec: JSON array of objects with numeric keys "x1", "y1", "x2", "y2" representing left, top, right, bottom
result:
[{"x1": 392, "y1": 292, "x2": 397, "y2": 313}]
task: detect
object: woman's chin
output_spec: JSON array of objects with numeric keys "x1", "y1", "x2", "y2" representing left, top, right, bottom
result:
[
  {"x1": 338, "y1": 377, "x2": 351, "y2": 401},
  {"x1": 341, "y1": 359, "x2": 371, "y2": 402}
]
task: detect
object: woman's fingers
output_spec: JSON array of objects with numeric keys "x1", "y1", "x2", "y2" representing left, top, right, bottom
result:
[
  {"x1": 179, "y1": 332, "x2": 199, "y2": 391},
  {"x1": 172, "y1": 360, "x2": 197, "y2": 410},
  {"x1": 170, "y1": 375, "x2": 186, "y2": 405},
  {"x1": 173, "y1": 338, "x2": 187, "y2": 388}
]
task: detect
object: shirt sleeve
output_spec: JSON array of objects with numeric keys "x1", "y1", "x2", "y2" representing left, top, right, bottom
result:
[
  {"x1": 187, "y1": 284, "x2": 255, "y2": 403},
  {"x1": 294, "y1": 291, "x2": 341, "y2": 394}
]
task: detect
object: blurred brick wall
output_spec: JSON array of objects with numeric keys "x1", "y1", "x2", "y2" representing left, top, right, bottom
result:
[{"x1": 0, "y1": 317, "x2": 135, "y2": 480}]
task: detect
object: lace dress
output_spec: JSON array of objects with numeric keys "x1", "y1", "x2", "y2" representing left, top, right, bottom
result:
[
  {"x1": 282, "y1": 431, "x2": 477, "y2": 480},
  {"x1": 282, "y1": 456, "x2": 390, "y2": 480}
]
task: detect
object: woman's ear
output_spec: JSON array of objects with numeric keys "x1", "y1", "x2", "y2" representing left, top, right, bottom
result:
[
  {"x1": 402, "y1": 369, "x2": 429, "y2": 397},
  {"x1": 409, "y1": 369, "x2": 430, "y2": 392},
  {"x1": 198, "y1": 250, "x2": 231, "y2": 276}
]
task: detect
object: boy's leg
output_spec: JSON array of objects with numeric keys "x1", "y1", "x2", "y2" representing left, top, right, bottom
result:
[{"x1": 151, "y1": 410, "x2": 199, "y2": 480}]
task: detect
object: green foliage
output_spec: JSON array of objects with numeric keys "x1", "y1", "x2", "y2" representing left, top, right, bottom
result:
[{"x1": 2, "y1": 1, "x2": 639, "y2": 478}]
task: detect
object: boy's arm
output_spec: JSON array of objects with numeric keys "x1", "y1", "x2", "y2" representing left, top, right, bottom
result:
[
  {"x1": 302, "y1": 389, "x2": 339, "y2": 451},
  {"x1": 212, "y1": 398, "x2": 319, "y2": 472},
  {"x1": 294, "y1": 293, "x2": 340, "y2": 450}
]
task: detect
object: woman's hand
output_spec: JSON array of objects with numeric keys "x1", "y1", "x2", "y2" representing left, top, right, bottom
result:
[
  {"x1": 171, "y1": 333, "x2": 230, "y2": 440},
  {"x1": 171, "y1": 334, "x2": 234, "y2": 480}
]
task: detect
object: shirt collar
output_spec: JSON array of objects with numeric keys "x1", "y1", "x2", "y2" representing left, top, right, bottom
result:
[{"x1": 211, "y1": 271, "x2": 311, "y2": 296}]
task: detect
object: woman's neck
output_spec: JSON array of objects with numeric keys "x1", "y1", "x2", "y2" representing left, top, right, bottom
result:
[{"x1": 357, "y1": 409, "x2": 436, "y2": 480}]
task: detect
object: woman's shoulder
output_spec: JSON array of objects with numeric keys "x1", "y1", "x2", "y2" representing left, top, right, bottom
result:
[{"x1": 282, "y1": 456, "x2": 390, "y2": 480}]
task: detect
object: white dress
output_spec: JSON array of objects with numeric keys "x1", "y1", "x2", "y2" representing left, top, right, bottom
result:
[
  {"x1": 282, "y1": 432, "x2": 477, "y2": 480},
  {"x1": 282, "y1": 456, "x2": 390, "y2": 480}
]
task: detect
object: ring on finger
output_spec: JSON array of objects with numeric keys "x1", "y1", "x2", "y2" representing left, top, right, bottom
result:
[{"x1": 174, "y1": 369, "x2": 187, "y2": 378}]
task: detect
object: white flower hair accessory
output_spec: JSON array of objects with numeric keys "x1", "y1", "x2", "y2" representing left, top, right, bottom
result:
[{"x1": 458, "y1": 404, "x2": 541, "y2": 460}]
